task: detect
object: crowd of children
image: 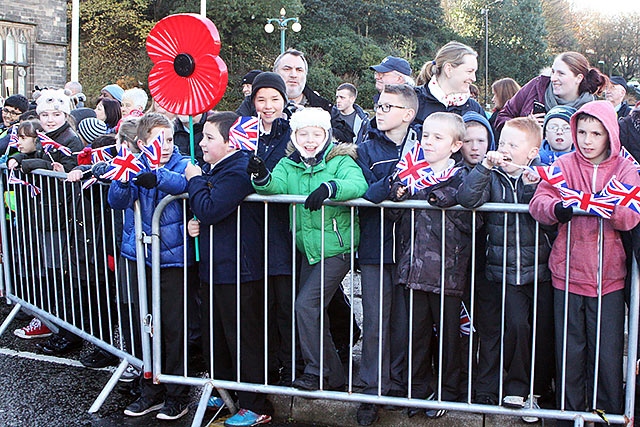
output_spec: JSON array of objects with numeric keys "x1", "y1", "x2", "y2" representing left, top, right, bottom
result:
[{"x1": 3, "y1": 71, "x2": 639, "y2": 427}]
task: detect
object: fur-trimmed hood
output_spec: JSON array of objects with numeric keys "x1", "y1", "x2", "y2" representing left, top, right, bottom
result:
[{"x1": 285, "y1": 140, "x2": 358, "y2": 164}]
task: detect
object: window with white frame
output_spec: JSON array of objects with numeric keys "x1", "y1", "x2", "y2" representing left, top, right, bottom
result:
[{"x1": 1, "y1": 23, "x2": 33, "y2": 98}]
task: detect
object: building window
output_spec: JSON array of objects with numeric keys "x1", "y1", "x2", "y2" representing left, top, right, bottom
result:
[{"x1": 0, "y1": 23, "x2": 33, "y2": 98}]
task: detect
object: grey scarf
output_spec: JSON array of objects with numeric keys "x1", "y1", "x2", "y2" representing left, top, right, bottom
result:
[{"x1": 544, "y1": 83, "x2": 595, "y2": 111}]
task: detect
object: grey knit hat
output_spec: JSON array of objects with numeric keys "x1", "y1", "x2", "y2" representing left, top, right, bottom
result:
[{"x1": 77, "y1": 117, "x2": 107, "y2": 145}]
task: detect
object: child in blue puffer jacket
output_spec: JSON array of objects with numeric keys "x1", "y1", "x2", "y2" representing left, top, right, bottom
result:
[{"x1": 108, "y1": 112, "x2": 193, "y2": 421}]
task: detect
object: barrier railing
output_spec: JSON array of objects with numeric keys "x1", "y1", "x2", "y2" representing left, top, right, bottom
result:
[
  {"x1": 0, "y1": 168, "x2": 150, "y2": 413},
  {"x1": 0, "y1": 167, "x2": 636, "y2": 427},
  {"x1": 148, "y1": 193, "x2": 638, "y2": 427}
]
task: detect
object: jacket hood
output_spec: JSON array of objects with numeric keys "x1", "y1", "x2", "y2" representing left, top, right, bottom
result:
[
  {"x1": 462, "y1": 111, "x2": 496, "y2": 151},
  {"x1": 286, "y1": 140, "x2": 358, "y2": 164},
  {"x1": 570, "y1": 100, "x2": 620, "y2": 164}
]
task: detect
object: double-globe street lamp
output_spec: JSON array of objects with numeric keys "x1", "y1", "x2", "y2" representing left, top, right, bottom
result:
[{"x1": 264, "y1": 8, "x2": 301, "y2": 54}]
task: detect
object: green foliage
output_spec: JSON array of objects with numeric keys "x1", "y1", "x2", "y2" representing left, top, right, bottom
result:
[{"x1": 76, "y1": 0, "x2": 155, "y2": 103}]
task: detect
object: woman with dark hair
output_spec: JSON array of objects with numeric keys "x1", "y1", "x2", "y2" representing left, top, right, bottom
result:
[
  {"x1": 95, "y1": 98, "x2": 122, "y2": 133},
  {"x1": 495, "y1": 51, "x2": 608, "y2": 132},
  {"x1": 489, "y1": 77, "x2": 520, "y2": 132}
]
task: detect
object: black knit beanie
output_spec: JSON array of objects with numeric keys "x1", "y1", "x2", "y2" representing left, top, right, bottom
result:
[{"x1": 250, "y1": 72, "x2": 287, "y2": 103}]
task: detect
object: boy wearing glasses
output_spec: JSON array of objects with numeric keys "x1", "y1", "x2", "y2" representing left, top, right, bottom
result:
[
  {"x1": 0, "y1": 94, "x2": 30, "y2": 150},
  {"x1": 539, "y1": 106, "x2": 576, "y2": 165},
  {"x1": 354, "y1": 84, "x2": 419, "y2": 425}
]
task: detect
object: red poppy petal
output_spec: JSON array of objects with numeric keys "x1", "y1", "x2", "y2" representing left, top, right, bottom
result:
[
  {"x1": 146, "y1": 13, "x2": 227, "y2": 115},
  {"x1": 148, "y1": 56, "x2": 228, "y2": 115}
]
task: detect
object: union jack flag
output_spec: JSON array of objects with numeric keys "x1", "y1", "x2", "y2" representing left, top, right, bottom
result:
[
  {"x1": 81, "y1": 177, "x2": 98, "y2": 190},
  {"x1": 459, "y1": 302, "x2": 474, "y2": 336},
  {"x1": 100, "y1": 146, "x2": 143, "y2": 181},
  {"x1": 395, "y1": 145, "x2": 432, "y2": 192},
  {"x1": 417, "y1": 164, "x2": 462, "y2": 191},
  {"x1": 533, "y1": 165, "x2": 567, "y2": 188},
  {"x1": 8, "y1": 125, "x2": 18, "y2": 148},
  {"x1": 229, "y1": 116, "x2": 259, "y2": 152},
  {"x1": 601, "y1": 177, "x2": 640, "y2": 214},
  {"x1": 620, "y1": 147, "x2": 640, "y2": 172},
  {"x1": 139, "y1": 130, "x2": 164, "y2": 169},
  {"x1": 7, "y1": 170, "x2": 40, "y2": 197},
  {"x1": 559, "y1": 186, "x2": 617, "y2": 219},
  {"x1": 37, "y1": 132, "x2": 72, "y2": 156},
  {"x1": 91, "y1": 145, "x2": 115, "y2": 164}
]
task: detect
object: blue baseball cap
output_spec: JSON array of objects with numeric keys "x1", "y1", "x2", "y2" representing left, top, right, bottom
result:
[{"x1": 370, "y1": 56, "x2": 412, "y2": 76}]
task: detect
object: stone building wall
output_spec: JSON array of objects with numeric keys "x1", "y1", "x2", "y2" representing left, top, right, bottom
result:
[{"x1": 0, "y1": 0, "x2": 68, "y2": 98}]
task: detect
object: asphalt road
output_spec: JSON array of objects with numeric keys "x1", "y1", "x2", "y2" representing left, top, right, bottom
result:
[{"x1": 0, "y1": 302, "x2": 320, "y2": 427}]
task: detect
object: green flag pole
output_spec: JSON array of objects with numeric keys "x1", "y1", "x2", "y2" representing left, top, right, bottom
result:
[{"x1": 189, "y1": 114, "x2": 200, "y2": 262}]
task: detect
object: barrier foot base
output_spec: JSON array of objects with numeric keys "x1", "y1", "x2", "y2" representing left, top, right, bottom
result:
[
  {"x1": 0, "y1": 303, "x2": 21, "y2": 337},
  {"x1": 192, "y1": 382, "x2": 215, "y2": 427},
  {"x1": 88, "y1": 358, "x2": 129, "y2": 413}
]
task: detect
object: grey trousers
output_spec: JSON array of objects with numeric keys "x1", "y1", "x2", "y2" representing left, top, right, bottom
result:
[
  {"x1": 296, "y1": 253, "x2": 350, "y2": 388},
  {"x1": 359, "y1": 264, "x2": 408, "y2": 395}
]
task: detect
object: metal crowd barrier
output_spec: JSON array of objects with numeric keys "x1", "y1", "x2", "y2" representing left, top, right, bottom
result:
[
  {"x1": 0, "y1": 168, "x2": 149, "y2": 413},
  {"x1": 148, "y1": 193, "x2": 638, "y2": 427},
  {"x1": 0, "y1": 167, "x2": 636, "y2": 427}
]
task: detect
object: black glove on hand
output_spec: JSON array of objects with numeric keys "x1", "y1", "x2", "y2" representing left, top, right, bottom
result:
[
  {"x1": 304, "y1": 182, "x2": 336, "y2": 211},
  {"x1": 554, "y1": 202, "x2": 573, "y2": 224},
  {"x1": 134, "y1": 172, "x2": 158, "y2": 189},
  {"x1": 246, "y1": 155, "x2": 269, "y2": 180}
]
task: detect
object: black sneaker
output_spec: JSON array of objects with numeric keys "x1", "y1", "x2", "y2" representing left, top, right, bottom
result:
[
  {"x1": 81, "y1": 348, "x2": 119, "y2": 368},
  {"x1": 292, "y1": 373, "x2": 344, "y2": 391},
  {"x1": 357, "y1": 403, "x2": 378, "y2": 426},
  {"x1": 124, "y1": 396, "x2": 164, "y2": 417},
  {"x1": 292, "y1": 373, "x2": 320, "y2": 391},
  {"x1": 156, "y1": 400, "x2": 189, "y2": 420}
]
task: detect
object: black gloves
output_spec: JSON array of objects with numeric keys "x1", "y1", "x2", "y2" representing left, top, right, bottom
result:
[
  {"x1": 305, "y1": 182, "x2": 336, "y2": 211},
  {"x1": 134, "y1": 172, "x2": 158, "y2": 189},
  {"x1": 554, "y1": 202, "x2": 573, "y2": 224},
  {"x1": 246, "y1": 155, "x2": 269, "y2": 181}
]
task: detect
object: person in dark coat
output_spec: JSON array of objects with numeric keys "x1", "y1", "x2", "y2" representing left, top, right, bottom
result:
[
  {"x1": 413, "y1": 42, "x2": 485, "y2": 125},
  {"x1": 605, "y1": 76, "x2": 633, "y2": 119},
  {"x1": 390, "y1": 113, "x2": 474, "y2": 419},
  {"x1": 186, "y1": 111, "x2": 273, "y2": 426},
  {"x1": 354, "y1": 83, "x2": 419, "y2": 425},
  {"x1": 458, "y1": 117, "x2": 554, "y2": 417},
  {"x1": 236, "y1": 50, "x2": 354, "y2": 144}
]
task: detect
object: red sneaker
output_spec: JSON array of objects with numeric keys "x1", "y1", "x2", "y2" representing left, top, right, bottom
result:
[{"x1": 14, "y1": 318, "x2": 53, "y2": 339}]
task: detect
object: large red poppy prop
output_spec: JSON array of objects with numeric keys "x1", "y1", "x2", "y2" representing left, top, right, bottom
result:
[{"x1": 146, "y1": 14, "x2": 228, "y2": 115}]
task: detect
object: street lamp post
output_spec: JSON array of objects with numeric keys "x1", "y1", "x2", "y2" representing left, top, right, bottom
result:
[
  {"x1": 264, "y1": 8, "x2": 301, "y2": 54},
  {"x1": 482, "y1": 0, "x2": 503, "y2": 109}
]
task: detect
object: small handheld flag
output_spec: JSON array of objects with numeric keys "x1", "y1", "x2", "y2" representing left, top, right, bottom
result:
[
  {"x1": 559, "y1": 187, "x2": 617, "y2": 219},
  {"x1": 37, "y1": 132, "x2": 72, "y2": 156},
  {"x1": 8, "y1": 125, "x2": 18, "y2": 149},
  {"x1": 395, "y1": 145, "x2": 432, "y2": 191},
  {"x1": 229, "y1": 116, "x2": 259, "y2": 152},
  {"x1": 601, "y1": 176, "x2": 640, "y2": 214},
  {"x1": 533, "y1": 165, "x2": 567, "y2": 188},
  {"x1": 139, "y1": 130, "x2": 164, "y2": 169},
  {"x1": 8, "y1": 170, "x2": 41, "y2": 197},
  {"x1": 620, "y1": 147, "x2": 640, "y2": 172},
  {"x1": 100, "y1": 146, "x2": 143, "y2": 182}
]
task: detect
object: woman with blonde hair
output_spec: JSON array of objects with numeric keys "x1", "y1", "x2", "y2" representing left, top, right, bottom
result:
[{"x1": 414, "y1": 41, "x2": 486, "y2": 124}]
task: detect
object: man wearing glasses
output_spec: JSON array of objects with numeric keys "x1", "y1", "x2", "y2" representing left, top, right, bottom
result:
[
  {"x1": 0, "y1": 94, "x2": 30, "y2": 151},
  {"x1": 1, "y1": 94, "x2": 29, "y2": 132}
]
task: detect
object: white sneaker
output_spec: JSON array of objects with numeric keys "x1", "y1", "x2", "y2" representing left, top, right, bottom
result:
[
  {"x1": 521, "y1": 395, "x2": 540, "y2": 423},
  {"x1": 119, "y1": 364, "x2": 140, "y2": 382},
  {"x1": 502, "y1": 395, "x2": 525, "y2": 408}
]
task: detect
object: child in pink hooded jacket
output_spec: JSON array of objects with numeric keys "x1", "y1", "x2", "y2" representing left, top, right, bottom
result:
[{"x1": 530, "y1": 100, "x2": 640, "y2": 424}]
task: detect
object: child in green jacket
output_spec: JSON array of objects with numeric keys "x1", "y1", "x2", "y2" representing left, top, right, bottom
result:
[{"x1": 248, "y1": 107, "x2": 368, "y2": 391}]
